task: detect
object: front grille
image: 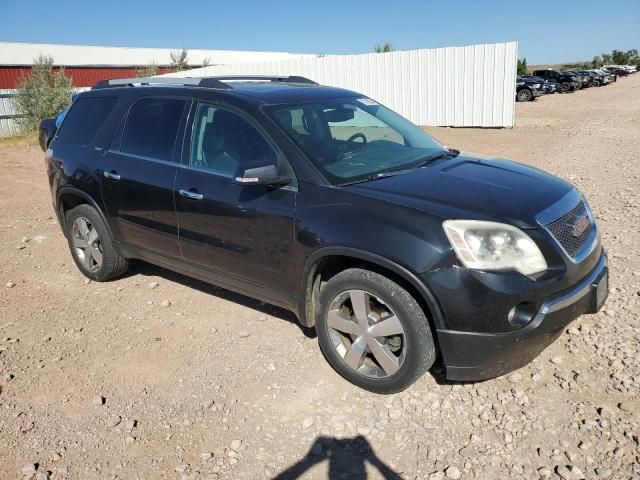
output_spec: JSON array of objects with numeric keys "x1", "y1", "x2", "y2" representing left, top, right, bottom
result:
[{"x1": 546, "y1": 201, "x2": 593, "y2": 257}]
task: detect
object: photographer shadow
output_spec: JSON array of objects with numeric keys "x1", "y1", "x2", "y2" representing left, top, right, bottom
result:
[{"x1": 274, "y1": 435, "x2": 404, "y2": 480}]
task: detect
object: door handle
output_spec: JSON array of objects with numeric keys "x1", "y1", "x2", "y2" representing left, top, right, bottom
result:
[
  {"x1": 103, "y1": 171, "x2": 121, "y2": 180},
  {"x1": 179, "y1": 189, "x2": 204, "y2": 200}
]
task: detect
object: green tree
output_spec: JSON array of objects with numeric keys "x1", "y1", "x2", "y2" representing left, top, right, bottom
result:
[
  {"x1": 374, "y1": 42, "x2": 394, "y2": 53},
  {"x1": 13, "y1": 54, "x2": 73, "y2": 132},
  {"x1": 601, "y1": 53, "x2": 612, "y2": 65},
  {"x1": 611, "y1": 49, "x2": 627, "y2": 65},
  {"x1": 136, "y1": 62, "x2": 158, "y2": 77},
  {"x1": 517, "y1": 58, "x2": 528, "y2": 75},
  {"x1": 170, "y1": 49, "x2": 190, "y2": 71},
  {"x1": 591, "y1": 55, "x2": 602, "y2": 68}
]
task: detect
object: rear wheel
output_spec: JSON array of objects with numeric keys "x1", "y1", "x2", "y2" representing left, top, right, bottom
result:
[
  {"x1": 316, "y1": 268, "x2": 436, "y2": 394},
  {"x1": 65, "y1": 204, "x2": 128, "y2": 281}
]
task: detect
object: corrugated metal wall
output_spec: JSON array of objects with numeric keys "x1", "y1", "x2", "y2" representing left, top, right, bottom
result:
[
  {"x1": 0, "y1": 89, "x2": 21, "y2": 137},
  {"x1": 165, "y1": 42, "x2": 518, "y2": 128}
]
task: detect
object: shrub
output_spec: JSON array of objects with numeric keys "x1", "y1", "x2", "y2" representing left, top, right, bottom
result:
[
  {"x1": 13, "y1": 54, "x2": 72, "y2": 132},
  {"x1": 170, "y1": 49, "x2": 190, "y2": 71},
  {"x1": 136, "y1": 62, "x2": 159, "y2": 77},
  {"x1": 517, "y1": 58, "x2": 528, "y2": 75}
]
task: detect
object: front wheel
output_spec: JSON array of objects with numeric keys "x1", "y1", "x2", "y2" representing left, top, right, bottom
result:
[
  {"x1": 516, "y1": 89, "x2": 533, "y2": 102},
  {"x1": 559, "y1": 82, "x2": 570, "y2": 93},
  {"x1": 316, "y1": 268, "x2": 436, "y2": 394},
  {"x1": 65, "y1": 204, "x2": 129, "y2": 281}
]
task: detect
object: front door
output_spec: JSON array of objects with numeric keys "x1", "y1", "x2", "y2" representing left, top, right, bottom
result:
[
  {"x1": 174, "y1": 102, "x2": 296, "y2": 299},
  {"x1": 100, "y1": 97, "x2": 188, "y2": 261}
]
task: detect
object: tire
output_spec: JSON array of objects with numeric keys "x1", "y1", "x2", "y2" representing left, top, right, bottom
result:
[
  {"x1": 559, "y1": 82, "x2": 570, "y2": 93},
  {"x1": 516, "y1": 89, "x2": 533, "y2": 102},
  {"x1": 65, "y1": 204, "x2": 128, "y2": 281},
  {"x1": 316, "y1": 268, "x2": 436, "y2": 394}
]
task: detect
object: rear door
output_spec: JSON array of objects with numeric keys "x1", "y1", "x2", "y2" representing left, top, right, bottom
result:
[
  {"x1": 174, "y1": 102, "x2": 297, "y2": 301},
  {"x1": 100, "y1": 96, "x2": 189, "y2": 262}
]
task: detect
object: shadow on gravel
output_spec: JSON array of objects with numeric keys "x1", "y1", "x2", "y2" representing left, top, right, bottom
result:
[
  {"x1": 274, "y1": 435, "x2": 403, "y2": 479},
  {"x1": 125, "y1": 260, "x2": 316, "y2": 338}
]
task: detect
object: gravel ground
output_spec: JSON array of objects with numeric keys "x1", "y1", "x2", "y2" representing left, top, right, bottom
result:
[{"x1": 1, "y1": 75, "x2": 639, "y2": 480}]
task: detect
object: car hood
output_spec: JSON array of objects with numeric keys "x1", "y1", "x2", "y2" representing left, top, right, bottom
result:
[{"x1": 345, "y1": 154, "x2": 574, "y2": 229}]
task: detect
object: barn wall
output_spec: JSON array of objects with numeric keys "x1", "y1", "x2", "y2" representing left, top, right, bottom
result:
[{"x1": 0, "y1": 66, "x2": 176, "y2": 89}]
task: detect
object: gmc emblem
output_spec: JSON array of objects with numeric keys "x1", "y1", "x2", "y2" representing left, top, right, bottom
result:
[{"x1": 568, "y1": 214, "x2": 589, "y2": 237}]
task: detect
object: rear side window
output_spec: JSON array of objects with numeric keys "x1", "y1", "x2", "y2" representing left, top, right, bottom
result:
[
  {"x1": 56, "y1": 97, "x2": 117, "y2": 145},
  {"x1": 121, "y1": 98, "x2": 186, "y2": 162}
]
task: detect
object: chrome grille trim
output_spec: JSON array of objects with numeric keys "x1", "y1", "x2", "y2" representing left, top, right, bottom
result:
[{"x1": 539, "y1": 193, "x2": 599, "y2": 263}]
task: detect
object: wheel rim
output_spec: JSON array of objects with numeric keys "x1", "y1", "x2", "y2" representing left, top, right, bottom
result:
[
  {"x1": 326, "y1": 289, "x2": 406, "y2": 379},
  {"x1": 71, "y1": 217, "x2": 103, "y2": 272},
  {"x1": 517, "y1": 91, "x2": 528, "y2": 101}
]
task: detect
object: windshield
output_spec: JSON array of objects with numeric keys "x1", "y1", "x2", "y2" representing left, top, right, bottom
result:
[{"x1": 266, "y1": 97, "x2": 445, "y2": 185}]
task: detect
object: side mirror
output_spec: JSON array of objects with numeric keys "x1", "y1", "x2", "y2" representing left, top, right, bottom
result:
[{"x1": 234, "y1": 163, "x2": 291, "y2": 187}]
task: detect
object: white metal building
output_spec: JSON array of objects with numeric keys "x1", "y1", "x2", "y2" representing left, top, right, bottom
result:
[{"x1": 165, "y1": 42, "x2": 519, "y2": 128}]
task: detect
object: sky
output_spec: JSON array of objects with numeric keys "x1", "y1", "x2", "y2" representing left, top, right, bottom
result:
[{"x1": 3, "y1": 0, "x2": 639, "y2": 64}]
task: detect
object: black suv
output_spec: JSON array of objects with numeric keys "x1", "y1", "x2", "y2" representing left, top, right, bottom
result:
[
  {"x1": 44, "y1": 76, "x2": 608, "y2": 393},
  {"x1": 516, "y1": 76, "x2": 546, "y2": 101},
  {"x1": 532, "y1": 70, "x2": 582, "y2": 93}
]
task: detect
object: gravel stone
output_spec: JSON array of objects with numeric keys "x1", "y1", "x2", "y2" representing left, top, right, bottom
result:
[{"x1": 445, "y1": 466, "x2": 461, "y2": 479}]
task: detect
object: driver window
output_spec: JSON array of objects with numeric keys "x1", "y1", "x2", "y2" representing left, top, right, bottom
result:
[
  {"x1": 191, "y1": 103, "x2": 277, "y2": 176},
  {"x1": 324, "y1": 105, "x2": 404, "y2": 145}
]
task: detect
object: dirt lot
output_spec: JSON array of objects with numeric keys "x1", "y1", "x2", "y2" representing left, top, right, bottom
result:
[{"x1": 1, "y1": 75, "x2": 639, "y2": 480}]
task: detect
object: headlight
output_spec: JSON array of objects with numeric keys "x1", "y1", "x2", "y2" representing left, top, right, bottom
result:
[
  {"x1": 532, "y1": 83, "x2": 541, "y2": 88},
  {"x1": 443, "y1": 220, "x2": 548, "y2": 275}
]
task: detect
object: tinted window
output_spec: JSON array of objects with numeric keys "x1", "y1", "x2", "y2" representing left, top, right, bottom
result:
[
  {"x1": 56, "y1": 97, "x2": 117, "y2": 145},
  {"x1": 191, "y1": 103, "x2": 276, "y2": 176},
  {"x1": 121, "y1": 98, "x2": 186, "y2": 162}
]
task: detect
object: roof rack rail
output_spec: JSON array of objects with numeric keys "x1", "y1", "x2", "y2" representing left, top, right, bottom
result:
[
  {"x1": 92, "y1": 77, "x2": 232, "y2": 90},
  {"x1": 210, "y1": 75, "x2": 318, "y2": 85}
]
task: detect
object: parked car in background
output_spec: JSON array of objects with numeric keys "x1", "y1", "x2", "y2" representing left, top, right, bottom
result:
[
  {"x1": 577, "y1": 71, "x2": 604, "y2": 87},
  {"x1": 516, "y1": 76, "x2": 545, "y2": 101},
  {"x1": 43, "y1": 75, "x2": 608, "y2": 392},
  {"x1": 523, "y1": 75, "x2": 558, "y2": 94},
  {"x1": 594, "y1": 69, "x2": 615, "y2": 83},
  {"x1": 38, "y1": 107, "x2": 69, "y2": 151},
  {"x1": 532, "y1": 70, "x2": 581, "y2": 93},
  {"x1": 605, "y1": 67, "x2": 628, "y2": 77},
  {"x1": 565, "y1": 71, "x2": 593, "y2": 88}
]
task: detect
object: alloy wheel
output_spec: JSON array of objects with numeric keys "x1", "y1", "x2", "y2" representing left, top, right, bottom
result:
[
  {"x1": 71, "y1": 217, "x2": 103, "y2": 272},
  {"x1": 326, "y1": 289, "x2": 406, "y2": 378}
]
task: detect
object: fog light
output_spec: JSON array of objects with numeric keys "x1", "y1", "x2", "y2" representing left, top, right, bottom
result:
[{"x1": 507, "y1": 303, "x2": 536, "y2": 327}]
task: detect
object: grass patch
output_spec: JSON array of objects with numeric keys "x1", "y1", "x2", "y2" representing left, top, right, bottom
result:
[{"x1": 0, "y1": 132, "x2": 39, "y2": 148}]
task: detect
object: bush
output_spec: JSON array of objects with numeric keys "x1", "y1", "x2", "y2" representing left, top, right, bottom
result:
[
  {"x1": 170, "y1": 49, "x2": 190, "y2": 71},
  {"x1": 14, "y1": 55, "x2": 72, "y2": 132},
  {"x1": 517, "y1": 58, "x2": 528, "y2": 75},
  {"x1": 136, "y1": 62, "x2": 159, "y2": 77}
]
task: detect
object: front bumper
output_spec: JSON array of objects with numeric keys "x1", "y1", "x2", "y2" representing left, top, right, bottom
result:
[
  {"x1": 532, "y1": 89, "x2": 545, "y2": 97},
  {"x1": 434, "y1": 252, "x2": 608, "y2": 381}
]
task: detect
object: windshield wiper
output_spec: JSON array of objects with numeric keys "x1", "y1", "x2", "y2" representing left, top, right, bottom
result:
[
  {"x1": 339, "y1": 169, "x2": 409, "y2": 186},
  {"x1": 411, "y1": 149, "x2": 459, "y2": 168},
  {"x1": 338, "y1": 149, "x2": 459, "y2": 187}
]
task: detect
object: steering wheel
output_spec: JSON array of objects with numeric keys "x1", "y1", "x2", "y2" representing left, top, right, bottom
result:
[{"x1": 341, "y1": 133, "x2": 367, "y2": 155}]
